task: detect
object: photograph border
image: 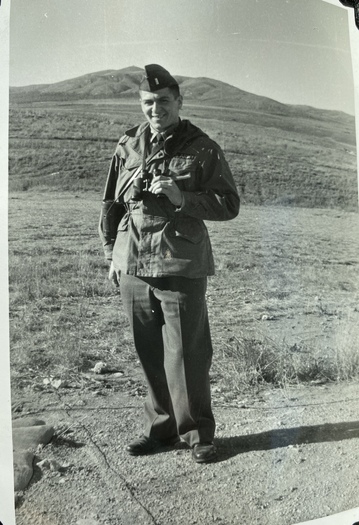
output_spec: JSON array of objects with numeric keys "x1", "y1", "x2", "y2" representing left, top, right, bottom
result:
[{"x1": 1, "y1": 1, "x2": 358, "y2": 524}]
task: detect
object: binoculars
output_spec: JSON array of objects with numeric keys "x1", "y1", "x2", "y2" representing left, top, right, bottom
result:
[{"x1": 131, "y1": 168, "x2": 164, "y2": 201}]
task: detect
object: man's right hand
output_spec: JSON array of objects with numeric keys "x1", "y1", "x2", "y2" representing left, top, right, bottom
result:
[{"x1": 108, "y1": 261, "x2": 119, "y2": 288}]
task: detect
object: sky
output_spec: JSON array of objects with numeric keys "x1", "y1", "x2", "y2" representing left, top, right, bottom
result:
[{"x1": 9, "y1": 0, "x2": 356, "y2": 115}]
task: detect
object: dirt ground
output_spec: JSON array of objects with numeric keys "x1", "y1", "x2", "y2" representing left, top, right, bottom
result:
[{"x1": 12, "y1": 378, "x2": 359, "y2": 525}]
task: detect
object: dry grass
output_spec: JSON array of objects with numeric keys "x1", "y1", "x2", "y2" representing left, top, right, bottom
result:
[
  {"x1": 8, "y1": 192, "x2": 359, "y2": 399},
  {"x1": 8, "y1": 101, "x2": 357, "y2": 209}
]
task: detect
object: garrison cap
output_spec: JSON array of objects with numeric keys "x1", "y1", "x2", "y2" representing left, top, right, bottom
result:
[{"x1": 139, "y1": 64, "x2": 179, "y2": 92}]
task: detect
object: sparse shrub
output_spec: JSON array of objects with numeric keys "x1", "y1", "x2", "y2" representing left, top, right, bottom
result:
[
  {"x1": 333, "y1": 325, "x2": 359, "y2": 381},
  {"x1": 215, "y1": 333, "x2": 340, "y2": 393}
]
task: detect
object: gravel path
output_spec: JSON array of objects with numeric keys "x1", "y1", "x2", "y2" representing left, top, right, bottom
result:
[{"x1": 12, "y1": 381, "x2": 359, "y2": 525}]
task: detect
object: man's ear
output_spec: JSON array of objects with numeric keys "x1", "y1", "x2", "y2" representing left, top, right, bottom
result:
[{"x1": 178, "y1": 95, "x2": 183, "y2": 110}]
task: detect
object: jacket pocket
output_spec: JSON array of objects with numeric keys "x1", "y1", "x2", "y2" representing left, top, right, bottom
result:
[
  {"x1": 168, "y1": 156, "x2": 196, "y2": 176},
  {"x1": 167, "y1": 217, "x2": 205, "y2": 244}
]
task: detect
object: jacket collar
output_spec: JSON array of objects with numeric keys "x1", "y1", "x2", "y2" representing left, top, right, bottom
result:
[
  {"x1": 123, "y1": 119, "x2": 208, "y2": 158},
  {"x1": 123, "y1": 122, "x2": 150, "y2": 158}
]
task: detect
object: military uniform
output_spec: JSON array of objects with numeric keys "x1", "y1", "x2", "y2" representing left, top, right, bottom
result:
[{"x1": 99, "y1": 64, "x2": 240, "y2": 459}]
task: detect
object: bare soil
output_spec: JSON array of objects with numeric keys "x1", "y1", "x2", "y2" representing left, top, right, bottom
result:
[
  {"x1": 12, "y1": 378, "x2": 359, "y2": 525},
  {"x1": 8, "y1": 191, "x2": 359, "y2": 525}
]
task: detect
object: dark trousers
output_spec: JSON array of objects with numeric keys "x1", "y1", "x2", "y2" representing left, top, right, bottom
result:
[{"x1": 120, "y1": 273, "x2": 215, "y2": 447}]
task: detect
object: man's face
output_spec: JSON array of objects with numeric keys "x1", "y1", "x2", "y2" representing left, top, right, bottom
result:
[{"x1": 140, "y1": 87, "x2": 183, "y2": 132}]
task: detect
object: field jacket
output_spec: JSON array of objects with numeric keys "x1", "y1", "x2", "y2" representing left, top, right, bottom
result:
[{"x1": 99, "y1": 119, "x2": 240, "y2": 278}]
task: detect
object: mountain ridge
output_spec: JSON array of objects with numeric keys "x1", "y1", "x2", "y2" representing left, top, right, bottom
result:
[{"x1": 10, "y1": 66, "x2": 354, "y2": 122}]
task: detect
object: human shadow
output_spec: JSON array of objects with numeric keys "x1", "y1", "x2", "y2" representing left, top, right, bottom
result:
[{"x1": 216, "y1": 420, "x2": 359, "y2": 461}]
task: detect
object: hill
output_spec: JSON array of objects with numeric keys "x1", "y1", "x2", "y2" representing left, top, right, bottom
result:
[
  {"x1": 9, "y1": 66, "x2": 353, "y2": 122},
  {"x1": 9, "y1": 66, "x2": 277, "y2": 107},
  {"x1": 8, "y1": 67, "x2": 358, "y2": 209}
]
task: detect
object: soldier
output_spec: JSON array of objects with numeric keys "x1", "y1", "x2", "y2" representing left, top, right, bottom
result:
[{"x1": 100, "y1": 64, "x2": 240, "y2": 463}]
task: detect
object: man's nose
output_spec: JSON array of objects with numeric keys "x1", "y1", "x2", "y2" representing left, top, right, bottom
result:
[{"x1": 152, "y1": 101, "x2": 161, "y2": 113}]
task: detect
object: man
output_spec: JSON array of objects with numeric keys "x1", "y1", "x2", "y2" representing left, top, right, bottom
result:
[{"x1": 100, "y1": 64, "x2": 239, "y2": 463}]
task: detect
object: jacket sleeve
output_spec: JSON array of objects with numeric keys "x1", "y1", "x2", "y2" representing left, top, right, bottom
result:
[
  {"x1": 178, "y1": 144, "x2": 240, "y2": 221},
  {"x1": 98, "y1": 153, "x2": 120, "y2": 261}
]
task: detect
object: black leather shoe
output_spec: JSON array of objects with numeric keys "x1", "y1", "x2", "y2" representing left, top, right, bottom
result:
[
  {"x1": 192, "y1": 442, "x2": 217, "y2": 463},
  {"x1": 126, "y1": 435, "x2": 180, "y2": 456}
]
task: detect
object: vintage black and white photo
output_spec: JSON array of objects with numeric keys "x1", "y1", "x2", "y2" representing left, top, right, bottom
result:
[{"x1": 2, "y1": 1, "x2": 359, "y2": 524}]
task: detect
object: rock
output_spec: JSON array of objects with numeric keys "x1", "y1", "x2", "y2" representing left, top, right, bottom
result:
[
  {"x1": 51, "y1": 378, "x2": 63, "y2": 389},
  {"x1": 37, "y1": 459, "x2": 51, "y2": 470},
  {"x1": 12, "y1": 425, "x2": 54, "y2": 451},
  {"x1": 37, "y1": 458, "x2": 68, "y2": 472},
  {"x1": 90, "y1": 362, "x2": 124, "y2": 374},
  {"x1": 261, "y1": 314, "x2": 275, "y2": 321},
  {"x1": 91, "y1": 361, "x2": 108, "y2": 374},
  {"x1": 13, "y1": 450, "x2": 34, "y2": 491},
  {"x1": 76, "y1": 520, "x2": 100, "y2": 525},
  {"x1": 49, "y1": 459, "x2": 63, "y2": 471},
  {"x1": 12, "y1": 417, "x2": 46, "y2": 428}
]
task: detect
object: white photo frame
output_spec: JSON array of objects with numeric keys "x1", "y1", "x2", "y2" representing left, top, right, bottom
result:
[{"x1": 1, "y1": 1, "x2": 358, "y2": 524}]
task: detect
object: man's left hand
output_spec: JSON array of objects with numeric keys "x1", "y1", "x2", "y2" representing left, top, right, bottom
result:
[{"x1": 149, "y1": 176, "x2": 182, "y2": 206}]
